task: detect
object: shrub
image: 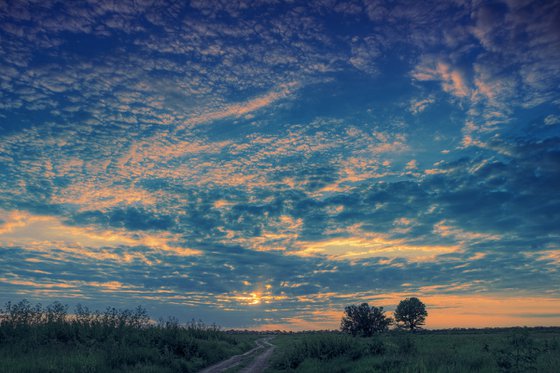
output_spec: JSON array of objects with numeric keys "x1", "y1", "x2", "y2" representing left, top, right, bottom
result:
[
  {"x1": 395, "y1": 335, "x2": 416, "y2": 355},
  {"x1": 495, "y1": 330, "x2": 540, "y2": 372},
  {"x1": 0, "y1": 299, "x2": 254, "y2": 372},
  {"x1": 273, "y1": 333, "x2": 386, "y2": 370}
]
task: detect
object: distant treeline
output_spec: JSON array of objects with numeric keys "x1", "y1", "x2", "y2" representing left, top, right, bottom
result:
[
  {"x1": 225, "y1": 326, "x2": 560, "y2": 335},
  {"x1": 1, "y1": 299, "x2": 152, "y2": 329},
  {"x1": 0, "y1": 299, "x2": 256, "y2": 373},
  {"x1": 411, "y1": 327, "x2": 560, "y2": 335}
]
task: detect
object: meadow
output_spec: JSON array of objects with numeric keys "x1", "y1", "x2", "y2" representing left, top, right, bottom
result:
[
  {"x1": 0, "y1": 300, "x2": 256, "y2": 373},
  {"x1": 2, "y1": 300, "x2": 560, "y2": 372},
  {"x1": 265, "y1": 328, "x2": 560, "y2": 373}
]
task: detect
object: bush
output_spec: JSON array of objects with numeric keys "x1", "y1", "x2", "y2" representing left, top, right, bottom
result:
[
  {"x1": 395, "y1": 335, "x2": 416, "y2": 355},
  {"x1": 368, "y1": 338, "x2": 386, "y2": 355},
  {"x1": 495, "y1": 330, "x2": 540, "y2": 372},
  {"x1": 0, "y1": 299, "x2": 254, "y2": 372},
  {"x1": 273, "y1": 333, "x2": 386, "y2": 370}
]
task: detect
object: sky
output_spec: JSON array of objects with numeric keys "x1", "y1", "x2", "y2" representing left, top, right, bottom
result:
[{"x1": 1, "y1": 0, "x2": 559, "y2": 330}]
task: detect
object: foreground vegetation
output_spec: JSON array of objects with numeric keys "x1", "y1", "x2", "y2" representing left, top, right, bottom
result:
[
  {"x1": 266, "y1": 328, "x2": 560, "y2": 373},
  {"x1": 0, "y1": 300, "x2": 256, "y2": 373},
  {"x1": 2, "y1": 299, "x2": 560, "y2": 372}
]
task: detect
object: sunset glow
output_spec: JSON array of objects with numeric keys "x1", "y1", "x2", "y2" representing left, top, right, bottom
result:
[{"x1": 1, "y1": 0, "x2": 559, "y2": 330}]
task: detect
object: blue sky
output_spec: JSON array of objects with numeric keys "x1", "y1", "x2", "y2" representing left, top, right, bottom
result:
[{"x1": 1, "y1": 0, "x2": 559, "y2": 329}]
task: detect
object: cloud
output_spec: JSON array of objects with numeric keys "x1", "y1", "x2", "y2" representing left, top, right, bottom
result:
[
  {"x1": 545, "y1": 114, "x2": 560, "y2": 126},
  {"x1": 412, "y1": 57, "x2": 469, "y2": 98},
  {"x1": 0, "y1": 210, "x2": 201, "y2": 258},
  {"x1": 405, "y1": 159, "x2": 418, "y2": 170},
  {"x1": 349, "y1": 36, "x2": 382, "y2": 75},
  {"x1": 409, "y1": 96, "x2": 435, "y2": 114},
  {"x1": 180, "y1": 83, "x2": 298, "y2": 129},
  {"x1": 293, "y1": 234, "x2": 460, "y2": 262},
  {"x1": 1, "y1": 0, "x2": 559, "y2": 330},
  {"x1": 73, "y1": 207, "x2": 175, "y2": 231}
]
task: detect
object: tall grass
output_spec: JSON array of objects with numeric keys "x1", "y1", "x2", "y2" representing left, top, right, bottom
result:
[
  {"x1": 267, "y1": 328, "x2": 560, "y2": 372},
  {"x1": 271, "y1": 333, "x2": 386, "y2": 371},
  {"x1": 0, "y1": 299, "x2": 255, "y2": 373}
]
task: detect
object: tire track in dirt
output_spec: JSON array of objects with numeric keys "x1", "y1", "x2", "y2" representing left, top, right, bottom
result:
[
  {"x1": 239, "y1": 337, "x2": 275, "y2": 373},
  {"x1": 198, "y1": 336, "x2": 275, "y2": 373}
]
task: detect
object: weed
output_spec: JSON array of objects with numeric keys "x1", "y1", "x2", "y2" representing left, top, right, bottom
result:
[
  {"x1": 0, "y1": 299, "x2": 256, "y2": 373},
  {"x1": 495, "y1": 330, "x2": 540, "y2": 372}
]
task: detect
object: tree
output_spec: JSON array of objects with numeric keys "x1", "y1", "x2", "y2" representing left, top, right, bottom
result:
[
  {"x1": 394, "y1": 297, "x2": 427, "y2": 331},
  {"x1": 340, "y1": 303, "x2": 392, "y2": 337}
]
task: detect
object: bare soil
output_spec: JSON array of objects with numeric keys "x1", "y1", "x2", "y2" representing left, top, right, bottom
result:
[{"x1": 199, "y1": 336, "x2": 275, "y2": 373}]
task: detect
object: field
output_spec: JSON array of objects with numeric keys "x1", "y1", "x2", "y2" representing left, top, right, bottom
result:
[
  {"x1": 0, "y1": 300, "x2": 257, "y2": 373},
  {"x1": 1, "y1": 300, "x2": 560, "y2": 372},
  {"x1": 265, "y1": 328, "x2": 560, "y2": 373}
]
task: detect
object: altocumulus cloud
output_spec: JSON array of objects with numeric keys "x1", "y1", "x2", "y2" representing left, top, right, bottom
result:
[{"x1": 1, "y1": 0, "x2": 560, "y2": 329}]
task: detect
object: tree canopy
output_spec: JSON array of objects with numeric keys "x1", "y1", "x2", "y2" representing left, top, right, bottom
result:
[
  {"x1": 394, "y1": 297, "x2": 428, "y2": 331},
  {"x1": 340, "y1": 303, "x2": 392, "y2": 337}
]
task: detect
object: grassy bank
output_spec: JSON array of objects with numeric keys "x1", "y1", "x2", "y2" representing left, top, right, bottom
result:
[
  {"x1": 0, "y1": 300, "x2": 256, "y2": 373},
  {"x1": 266, "y1": 328, "x2": 560, "y2": 372}
]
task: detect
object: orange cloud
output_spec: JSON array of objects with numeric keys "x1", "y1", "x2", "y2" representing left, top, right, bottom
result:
[
  {"x1": 0, "y1": 210, "x2": 202, "y2": 260},
  {"x1": 433, "y1": 220, "x2": 501, "y2": 242},
  {"x1": 413, "y1": 59, "x2": 470, "y2": 98},
  {"x1": 410, "y1": 96, "x2": 435, "y2": 114},
  {"x1": 181, "y1": 83, "x2": 296, "y2": 128},
  {"x1": 293, "y1": 233, "x2": 460, "y2": 262},
  {"x1": 217, "y1": 284, "x2": 288, "y2": 308},
  {"x1": 51, "y1": 183, "x2": 158, "y2": 211}
]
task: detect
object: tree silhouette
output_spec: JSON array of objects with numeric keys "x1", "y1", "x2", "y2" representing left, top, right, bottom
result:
[
  {"x1": 394, "y1": 297, "x2": 427, "y2": 331},
  {"x1": 340, "y1": 303, "x2": 392, "y2": 337}
]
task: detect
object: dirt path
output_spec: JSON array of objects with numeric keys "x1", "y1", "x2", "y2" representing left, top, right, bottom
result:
[
  {"x1": 198, "y1": 336, "x2": 275, "y2": 373},
  {"x1": 238, "y1": 337, "x2": 275, "y2": 373}
]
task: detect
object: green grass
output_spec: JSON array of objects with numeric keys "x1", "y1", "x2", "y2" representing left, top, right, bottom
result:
[
  {"x1": 265, "y1": 328, "x2": 560, "y2": 372},
  {"x1": 0, "y1": 300, "x2": 257, "y2": 373},
  {"x1": 3, "y1": 300, "x2": 559, "y2": 372}
]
